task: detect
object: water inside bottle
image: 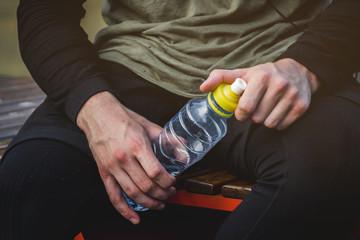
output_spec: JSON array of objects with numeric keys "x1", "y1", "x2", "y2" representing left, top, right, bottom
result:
[{"x1": 153, "y1": 139, "x2": 188, "y2": 176}]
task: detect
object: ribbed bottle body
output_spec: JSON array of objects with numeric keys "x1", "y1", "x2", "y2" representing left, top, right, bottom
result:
[
  {"x1": 124, "y1": 97, "x2": 228, "y2": 211},
  {"x1": 153, "y1": 97, "x2": 228, "y2": 176}
]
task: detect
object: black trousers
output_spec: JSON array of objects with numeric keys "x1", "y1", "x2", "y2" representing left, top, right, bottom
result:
[{"x1": 1, "y1": 61, "x2": 360, "y2": 240}]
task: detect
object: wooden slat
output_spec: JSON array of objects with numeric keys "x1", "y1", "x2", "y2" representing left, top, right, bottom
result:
[
  {"x1": 0, "y1": 108, "x2": 35, "y2": 123},
  {"x1": 0, "y1": 137, "x2": 11, "y2": 161},
  {"x1": 0, "y1": 76, "x2": 44, "y2": 161},
  {"x1": 0, "y1": 88, "x2": 44, "y2": 102},
  {"x1": 0, "y1": 138, "x2": 12, "y2": 150},
  {"x1": 0, "y1": 121, "x2": 27, "y2": 132},
  {"x1": 0, "y1": 82, "x2": 39, "y2": 94},
  {"x1": 0, "y1": 126, "x2": 21, "y2": 140},
  {"x1": 175, "y1": 167, "x2": 218, "y2": 189},
  {"x1": 0, "y1": 95, "x2": 45, "y2": 114},
  {"x1": 0, "y1": 76, "x2": 35, "y2": 85},
  {"x1": 184, "y1": 170, "x2": 239, "y2": 195},
  {"x1": 221, "y1": 180, "x2": 253, "y2": 199},
  {"x1": 0, "y1": 149, "x2": 5, "y2": 161}
]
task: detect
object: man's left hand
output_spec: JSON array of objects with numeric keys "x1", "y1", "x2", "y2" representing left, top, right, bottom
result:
[{"x1": 200, "y1": 58, "x2": 320, "y2": 130}]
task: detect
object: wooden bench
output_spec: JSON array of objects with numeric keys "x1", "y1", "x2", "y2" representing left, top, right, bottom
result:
[
  {"x1": 1, "y1": 76, "x2": 359, "y2": 240},
  {"x1": 0, "y1": 76, "x2": 46, "y2": 158}
]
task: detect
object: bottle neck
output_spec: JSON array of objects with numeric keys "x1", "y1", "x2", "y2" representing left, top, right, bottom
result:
[{"x1": 207, "y1": 92, "x2": 233, "y2": 118}]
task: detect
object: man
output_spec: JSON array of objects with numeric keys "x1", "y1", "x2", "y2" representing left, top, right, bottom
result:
[{"x1": 1, "y1": 0, "x2": 359, "y2": 239}]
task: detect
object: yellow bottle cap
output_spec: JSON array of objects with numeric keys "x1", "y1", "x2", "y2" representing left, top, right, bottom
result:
[{"x1": 208, "y1": 78, "x2": 246, "y2": 118}]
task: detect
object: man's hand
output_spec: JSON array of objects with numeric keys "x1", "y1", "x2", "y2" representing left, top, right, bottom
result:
[
  {"x1": 76, "y1": 91, "x2": 176, "y2": 224},
  {"x1": 200, "y1": 58, "x2": 320, "y2": 130}
]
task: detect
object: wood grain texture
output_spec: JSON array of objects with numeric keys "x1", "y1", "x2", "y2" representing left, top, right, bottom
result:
[
  {"x1": 221, "y1": 180, "x2": 253, "y2": 199},
  {"x1": 0, "y1": 76, "x2": 45, "y2": 161},
  {"x1": 184, "y1": 170, "x2": 239, "y2": 195}
]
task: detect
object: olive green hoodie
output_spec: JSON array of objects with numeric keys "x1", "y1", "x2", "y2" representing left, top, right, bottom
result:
[{"x1": 95, "y1": 0, "x2": 330, "y2": 98}]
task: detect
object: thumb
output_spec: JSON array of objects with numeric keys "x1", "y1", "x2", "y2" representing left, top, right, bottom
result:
[{"x1": 200, "y1": 69, "x2": 247, "y2": 93}]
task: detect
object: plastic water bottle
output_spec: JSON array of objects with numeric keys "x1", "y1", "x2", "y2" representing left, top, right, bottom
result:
[{"x1": 123, "y1": 78, "x2": 247, "y2": 211}]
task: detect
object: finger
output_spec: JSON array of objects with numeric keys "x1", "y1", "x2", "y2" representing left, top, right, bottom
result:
[
  {"x1": 111, "y1": 166, "x2": 166, "y2": 209},
  {"x1": 200, "y1": 69, "x2": 246, "y2": 92},
  {"x1": 276, "y1": 99, "x2": 308, "y2": 130},
  {"x1": 102, "y1": 174, "x2": 140, "y2": 225},
  {"x1": 134, "y1": 142, "x2": 177, "y2": 189},
  {"x1": 235, "y1": 75, "x2": 267, "y2": 121},
  {"x1": 145, "y1": 122, "x2": 163, "y2": 142},
  {"x1": 263, "y1": 97, "x2": 293, "y2": 129},
  {"x1": 250, "y1": 80, "x2": 287, "y2": 124},
  {"x1": 118, "y1": 153, "x2": 176, "y2": 201}
]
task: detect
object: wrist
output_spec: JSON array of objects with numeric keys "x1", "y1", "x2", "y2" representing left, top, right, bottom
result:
[
  {"x1": 277, "y1": 58, "x2": 320, "y2": 94},
  {"x1": 76, "y1": 91, "x2": 116, "y2": 131}
]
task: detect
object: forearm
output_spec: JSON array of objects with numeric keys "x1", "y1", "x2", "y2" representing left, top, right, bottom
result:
[
  {"x1": 17, "y1": 0, "x2": 113, "y2": 123},
  {"x1": 278, "y1": 0, "x2": 360, "y2": 90}
]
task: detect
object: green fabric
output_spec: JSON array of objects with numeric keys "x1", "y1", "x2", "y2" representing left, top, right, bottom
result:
[{"x1": 95, "y1": 0, "x2": 330, "y2": 98}]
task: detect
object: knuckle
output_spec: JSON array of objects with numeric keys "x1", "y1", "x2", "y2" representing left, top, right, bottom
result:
[
  {"x1": 288, "y1": 87, "x2": 300, "y2": 100},
  {"x1": 98, "y1": 167, "x2": 109, "y2": 179},
  {"x1": 128, "y1": 138, "x2": 143, "y2": 153},
  {"x1": 108, "y1": 192, "x2": 120, "y2": 205},
  {"x1": 238, "y1": 101, "x2": 255, "y2": 115},
  {"x1": 141, "y1": 181, "x2": 155, "y2": 194},
  {"x1": 256, "y1": 71, "x2": 270, "y2": 84},
  {"x1": 264, "y1": 119, "x2": 277, "y2": 129},
  {"x1": 115, "y1": 149, "x2": 127, "y2": 160},
  {"x1": 103, "y1": 156, "x2": 116, "y2": 169},
  {"x1": 168, "y1": 176, "x2": 177, "y2": 186},
  {"x1": 234, "y1": 110, "x2": 246, "y2": 121},
  {"x1": 251, "y1": 115, "x2": 264, "y2": 124},
  {"x1": 123, "y1": 187, "x2": 138, "y2": 199},
  {"x1": 162, "y1": 177, "x2": 176, "y2": 189},
  {"x1": 148, "y1": 166, "x2": 162, "y2": 179},
  {"x1": 293, "y1": 101, "x2": 307, "y2": 115},
  {"x1": 274, "y1": 77, "x2": 289, "y2": 93},
  {"x1": 148, "y1": 200, "x2": 162, "y2": 209},
  {"x1": 114, "y1": 150, "x2": 127, "y2": 165}
]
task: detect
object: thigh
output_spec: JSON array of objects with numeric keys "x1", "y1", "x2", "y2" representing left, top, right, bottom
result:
[
  {"x1": 214, "y1": 90, "x2": 360, "y2": 239},
  {"x1": 0, "y1": 139, "x2": 113, "y2": 240}
]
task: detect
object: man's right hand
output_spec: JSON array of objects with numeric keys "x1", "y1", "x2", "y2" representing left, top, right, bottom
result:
[{"x1": 76, "y1": 91, "x2": 176, "y2": 224}]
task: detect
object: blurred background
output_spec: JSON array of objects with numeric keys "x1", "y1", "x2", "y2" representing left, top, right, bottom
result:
[{"x1": 0, "y1": 0, "x2": 106, "y2": 77}]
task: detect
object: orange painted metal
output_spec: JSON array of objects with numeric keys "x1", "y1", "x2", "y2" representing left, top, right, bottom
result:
[
  {"x1": 74, "y1": 190, "x2": 242, "y2": 239},
  {"x1": 166, "y1": 189, "x2": 242, "y2": 212},
  {"x1": 74, "y1": 233, "x2": 84, "y2": 240}
]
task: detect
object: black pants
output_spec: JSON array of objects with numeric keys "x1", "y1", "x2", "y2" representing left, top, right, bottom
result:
[{"x1": 1, "y1": 61, "x2": 360, "y2": 239}]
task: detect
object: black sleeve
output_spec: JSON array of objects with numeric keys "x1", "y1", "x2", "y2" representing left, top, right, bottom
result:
[
  {"x1": 17, "y1": 0, "x2": 114, "y2": 123},
  {"x1": 278, "y1": 0, "x2": 360, "y2": 90}
]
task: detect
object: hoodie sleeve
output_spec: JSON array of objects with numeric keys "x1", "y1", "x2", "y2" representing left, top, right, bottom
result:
[
  {"x1": 278, "y1": 0, "x2": 360, "y2": 90},
  {"x1": 17, "y1": 0, "x2": 115, "y2": 123}
]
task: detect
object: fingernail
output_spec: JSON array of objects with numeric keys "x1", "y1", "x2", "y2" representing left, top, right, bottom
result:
[
  {"x1": 156, "y1": 203, "x2": 165, "y2": 210},
  {"x1": 130, "y1": 217, "x2": 139, "y2": 225},
  {"x1": 170, "y1": 187, "x2": 177, "y2": 196}
]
